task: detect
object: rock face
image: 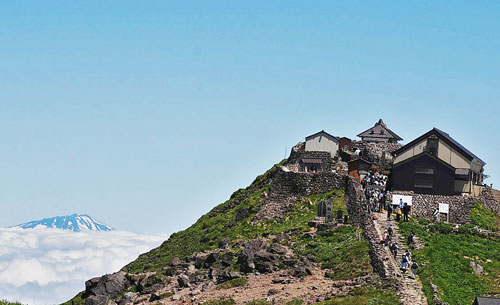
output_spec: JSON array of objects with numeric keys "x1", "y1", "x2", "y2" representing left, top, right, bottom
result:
[{"x1": 84, "y1": 272, "x2": 129, "y2": 299}]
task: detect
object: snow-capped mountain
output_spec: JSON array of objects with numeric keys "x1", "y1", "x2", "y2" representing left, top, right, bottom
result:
[{"x1": 12, "y1": 214, "x2": 113, "y2": 232}]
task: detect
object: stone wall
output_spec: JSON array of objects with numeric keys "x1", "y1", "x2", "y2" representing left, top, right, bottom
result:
[
  {"x1": 479, "y1": 187, "x2": 500, "y2": 214},
  {"x1": 345, "y1": 177, "x2": 390, "y2": 279},
  {"x1": 352, "y1": 141, "x2": 402, "y2": 168},
  {"x1": 286, "y1": 142, "x2": 336, "y2": 171},
  {"x1": 386, "y1": 191, "x2": 472, "y2": 224},
  {"x1": 269, "y1": 169, "x2": 345, "y2": 202},
  {"x1": 286, "y1": 142, "x2": 347, "y2": 174}
]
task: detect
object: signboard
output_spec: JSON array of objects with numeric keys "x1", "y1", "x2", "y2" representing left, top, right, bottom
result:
[
  {"x1": 392, "y1": 195, "x2": 412, "y2": 206},
  {"x1": 439, "y1": 203, "x2": 449, "y2": 214}
]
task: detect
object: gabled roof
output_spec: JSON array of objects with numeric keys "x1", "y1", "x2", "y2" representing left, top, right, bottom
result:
[
  {"x1": 357, "y1": 119, "x2": 403, "y2": 141},
  {"x1": 475, "y1": 296, "x2": 500, "y2": 305},
  {"x1": 392, "y1": 151, "x2": 456, "y2": 171},
  {"x1": 348, "y1": 158, "x2": 371, "y2": 165},
  {"x1": 392, "y1": 128, "x2": 485, "y2": 165},
  {"x1": 305, "y1": 130, "x2": 339, "y2": 142}
]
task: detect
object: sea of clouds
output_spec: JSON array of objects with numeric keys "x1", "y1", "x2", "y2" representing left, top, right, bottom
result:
[{"x1": 0, "y1": 227, "x2": 166, "y2": 305}]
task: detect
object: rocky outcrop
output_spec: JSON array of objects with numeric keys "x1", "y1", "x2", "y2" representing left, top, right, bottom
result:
[{"x1": 84, "y1": 272, "x2": 129, "y2": 299}]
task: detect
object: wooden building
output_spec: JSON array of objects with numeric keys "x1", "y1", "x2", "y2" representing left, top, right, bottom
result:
[
  {"x1": 305, "y1": 130, "x2": 339, "y2": 157},
  {"x1": 357, "y1": 119, "x2": 403, "y2": 143},
  {"x1": 348, "y1": 158, "x2": 372, "y2": 182},
  {"x1": 339, "y1": 137, "x2": 352, "y2": 151},
  {"x1": 392, "y1": 128, "x2": 486, "y2": 196},
  {"x1": 300, "y1": 158, "x2": 325, "y2": 173}
]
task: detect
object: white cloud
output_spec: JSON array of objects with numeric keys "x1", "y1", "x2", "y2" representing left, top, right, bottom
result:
[{"x1": 0, "y1": 227, "x2": 166, "y2": 305}]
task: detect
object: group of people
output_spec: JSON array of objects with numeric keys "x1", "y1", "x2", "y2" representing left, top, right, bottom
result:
[
  {"x1": 386, "y1": 198, "x2": 411, "y2": 222},
  {"x1": 362, "y1": 172, "x2": 388, "y2": 212},
  {"x1": 381, "y1": 223, "x2": 419, "y2": 279}
]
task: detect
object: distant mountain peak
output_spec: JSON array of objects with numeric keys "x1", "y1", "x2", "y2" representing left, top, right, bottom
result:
[{"x1": 12, "y1": 214, "x2": 113, "y2": 232}]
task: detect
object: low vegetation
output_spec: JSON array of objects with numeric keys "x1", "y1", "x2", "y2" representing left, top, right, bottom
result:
[
  {"x1": 314, "y1": 286, "x2": 399, "y2": 305},
  {"x1": 215, "y1": 277, "x2": 248, "y2": 289},
  {"x1": 398, "y1": 202, "x2": 500, "y2": 305}
]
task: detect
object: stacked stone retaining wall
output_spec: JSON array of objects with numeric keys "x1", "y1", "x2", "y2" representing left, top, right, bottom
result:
[
  {"x1": 345, "y1": 177, "x2": 389, "y2": 279},
  {"x1": 269, "y1": 170, "x2": 345, "y2": 202},
  {"x1": 386, "y1": 192, "x2": 472, "y2": 224}
]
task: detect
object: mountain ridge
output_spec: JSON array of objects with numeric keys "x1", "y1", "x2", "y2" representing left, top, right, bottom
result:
[{"x1": 12, "y1": 213, "x2": 113, "y2": 232}]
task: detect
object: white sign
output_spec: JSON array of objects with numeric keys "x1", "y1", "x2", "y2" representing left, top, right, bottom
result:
[
  {"x1": 439, "y1": 203, "x2": 449, "y2": 214},
  {"x1": 392, "y1": 195, "x2": 412, "y2": 206}
]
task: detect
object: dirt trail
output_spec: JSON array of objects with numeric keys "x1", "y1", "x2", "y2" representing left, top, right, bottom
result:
[{"x1": 372, "y1": 211, "x2": 428, "y2": 305}]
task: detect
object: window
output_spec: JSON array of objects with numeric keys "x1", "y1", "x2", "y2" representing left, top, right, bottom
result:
[
  {"x1": 415, "y1": 180, "x2": 433, "y2": 189},
  {"x1": 415, "y1": 167, "x2": 434, "y2": 175},
  {"x1": 426, "y1": 136, "x2": 439, "y2": 156},
  {"x1": 380, "y1": 130, "x2": 385, "y2": 135}
]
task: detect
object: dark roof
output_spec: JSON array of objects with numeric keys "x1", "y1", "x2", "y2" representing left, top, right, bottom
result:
[
  {"x1": 392, "y1": 128, "x2": 485, "y2": 165},
  {"x1": 475, "y1": 296, "x2": 500, "y2": 305},
  {"x1": 357, "y1": 119, "x2": 403, "y2": 141},
  {"x1": 392, "y1": 151, "x2": 455, "y2": 171},
  {"x1": 305, "y1": 130, "x2": 339, "y2": 142}
]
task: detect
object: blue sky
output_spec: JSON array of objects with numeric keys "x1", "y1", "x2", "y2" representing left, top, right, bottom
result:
[{"x1": 0, "y1": 1, "x2": 499, "y2": 234}]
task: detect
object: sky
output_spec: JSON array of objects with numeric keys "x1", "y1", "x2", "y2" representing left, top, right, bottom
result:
[{"x1": 0, "y1": 1, "x2": 499, "y2": 234}]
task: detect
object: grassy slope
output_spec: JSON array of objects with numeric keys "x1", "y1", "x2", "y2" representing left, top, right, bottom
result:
[
  {"x1": 68, "y1": 161, "x2": 399, "y2": 304},
  {"x1": 398, "y1": 202, "x2": 500, "y2": 305}
]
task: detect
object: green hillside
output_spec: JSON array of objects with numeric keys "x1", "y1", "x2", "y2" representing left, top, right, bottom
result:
[
  {"x1": 66, "y1": 161, "x2": 400, "y2": 305},
  {"x1": 398, "y1": 202, "x2": 500, "y2": 305}
]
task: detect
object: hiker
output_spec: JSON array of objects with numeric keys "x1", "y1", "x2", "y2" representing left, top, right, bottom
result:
[
  {"x1": 403, "y1": 202, "x2": 410, "y2": 222},
  {"x1": 393, "y1": 242, "x2": 399, "y2": 259},
  {"x1": 388, "y1": 224, "x2": 393, "y2": 237},
  {"x1": 389, "y1": 242, "x2": 396, "y2": 254},
  {"x1": 386, "y1": 203, "x2": 393, "y2": 220},
  {"x1": 404, "y1": 249, "x2": 412, "y2": 263},
  {"x1": 381, "y1": 231, "x2": 387, "y2": 244},
  {"x1": 411, "y1": 261, "x2": 419, "y2": 279},
  {"x1": 401, "y1": 253, "x2": 409, "y2": 273},
  {"x1": 408, "y1": 231, "x2": 415, "y2": 245},
  {"x1": 385, "y1": 232, "x2": 391, "y2": 246},
  {"x1": 396, "y1": 207, "x2": 402, "y2": 221}
]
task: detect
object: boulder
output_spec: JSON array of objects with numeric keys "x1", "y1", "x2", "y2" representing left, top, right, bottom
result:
[
  {"x1": 470, "y1": 261, "x2": 484, "y2": 274},
  {"x1": 84, "y1": 296, "x2": 110, "y2": 305},
  {"x1": 90, "y1": 272, "x2": 129, "y2": 299},
  {"x1": 204, "y1": 253, "x2": 219, "y2": 268},
  {"x1": 238, "y1": 239, "x2": 268, "y2": 273},
  {"x1": 119, "y1": 292, "x2": 138, "y2": 305},
  {"x1": 221, "y1": 252, "x2": 234, "y2": 266},
  {"x1": 170, "y1": 257, "x2": 183, "y2": 267},
  {"x1": 269, "y1": 244, "x2": 289, "y2": 255},
  {"x1": 149, "y1": 293, "x2": 161, "y2": 302},
  {"x1": 217, "y1": 269, "x2": 241, "y2": 284},
  {"x1": 85, "y1": 277, "x2": 101, "y2": 292},
  {"x1": 177, "y1": 274, "x2": 191, "y2": 288},
  {"x1": 195, "y1": 254, "x2": 208, "y2": 269}
]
